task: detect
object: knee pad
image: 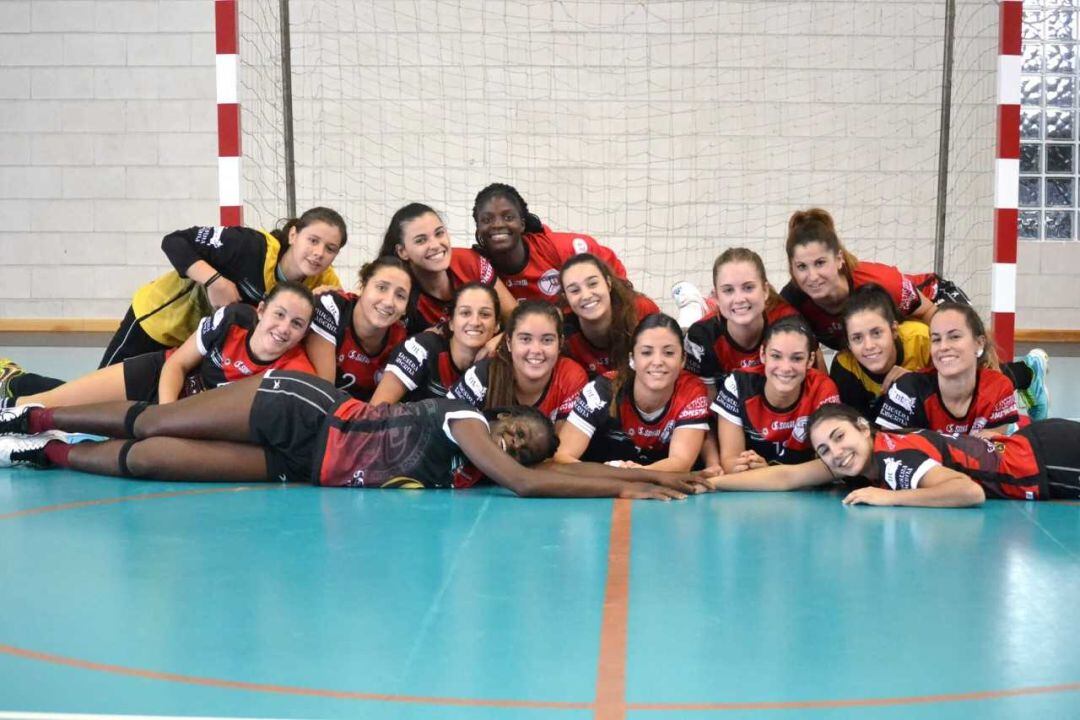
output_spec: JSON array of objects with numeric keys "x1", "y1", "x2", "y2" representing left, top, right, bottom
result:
[
  {"x1": 116, "y1": 439, "x2": 139, "y2": 477},
  {"x1": 123, "y1": 402, "x2": 150, "y2": 438}
]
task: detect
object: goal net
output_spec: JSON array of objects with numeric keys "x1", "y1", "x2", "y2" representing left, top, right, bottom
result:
[{"x1": 238, "y1": 1, "x2": 999, "y2": 314}]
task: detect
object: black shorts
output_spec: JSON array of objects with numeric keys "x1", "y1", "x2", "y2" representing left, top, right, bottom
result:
[
  {"x1": 122, "y1": 351, "x2": 168, "y2": 402},
  {"x1": 100, "y1": 305, "x2": 171, "y2": 368},
  {"x1": 249, "y1": 370, "x2": 349, "y2": 483},
  {"x1": 1017, "y1": 419, "x2": 1080, "y2": 500}
]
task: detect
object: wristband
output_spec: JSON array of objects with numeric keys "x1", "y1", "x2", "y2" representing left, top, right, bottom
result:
[{"x1": 204, "y1": 272, "x2": 222, "y2": 288}]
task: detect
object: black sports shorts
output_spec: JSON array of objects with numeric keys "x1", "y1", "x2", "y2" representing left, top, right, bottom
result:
[
  {"x1": 1017, "y1": 418, "x2": 1080, "y2": 500},
  {"x1": 122, "y1": 351, "x2": 168, "y2": 402},
  {"x1": 248, "y1": 370, "x2": 349, "y2": 483}
]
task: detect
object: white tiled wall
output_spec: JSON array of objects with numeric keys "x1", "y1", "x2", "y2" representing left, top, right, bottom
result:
[{"x1": 0, "y1": 0, "x2": 1075, "y2": 328}]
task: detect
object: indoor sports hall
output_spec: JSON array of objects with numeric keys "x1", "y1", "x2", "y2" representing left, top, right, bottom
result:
[{"x1": 1, "y1": 1, "x2": 1079, "y2": 719}]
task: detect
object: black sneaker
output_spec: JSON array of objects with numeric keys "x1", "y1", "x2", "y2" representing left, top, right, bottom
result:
[{"x1": 0, "y1": 404, "x2": 40, "y2": 435}]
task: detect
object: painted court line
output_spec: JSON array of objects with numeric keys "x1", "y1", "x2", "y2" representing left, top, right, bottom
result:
[
  {"x1": 595, "y1": 498, "x2": 632, "y2": 720},
  {"x1": 0, "y1": 713, "x2": 288, "y2": 720},
  {"x1": 0, "y1": 486, "x2": 266, "y2": 522}
]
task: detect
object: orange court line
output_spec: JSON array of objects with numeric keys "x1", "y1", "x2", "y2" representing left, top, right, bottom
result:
[
  {"x1": 0, "y1": 486, "x2": 267, "y2": 522},
  {"x1": 594, "y1": 498, "x2": 632, "y2": 720},
  {"x1": 0, "y1": 643, "x2": 590, "y2": 711}
]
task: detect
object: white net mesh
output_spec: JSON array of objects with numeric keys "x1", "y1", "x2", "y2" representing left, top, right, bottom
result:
[{"x1": 238, "y1": 0, "x2": 999, "y2": 313}]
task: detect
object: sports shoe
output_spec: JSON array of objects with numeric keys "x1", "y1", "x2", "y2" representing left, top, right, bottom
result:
[
  {"x1": 0, "y1": 430, "x2": 70, "y2": 469},
  {"x1": 0, "y1": 404, "x2": 41, "y2": 436},
  {"x1": 671, "y1": 281, "x2": 709, "y2": 329},
  {"x1": 0, "y1": 358, "x2": 24, "y2": 399},
  {"x1": 1019, "y1": 348, "x2": 1050, "y2": 421}
]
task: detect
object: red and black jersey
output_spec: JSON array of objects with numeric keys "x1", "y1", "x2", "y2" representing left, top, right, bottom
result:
[
  {"x1": 484, "y1": 225, "x2": 627, "y2": 303},
  {"x1": 683, "y1": 300, "x2": 800, "y2": 385},
  {"x1": 447, "y1": 356, "x2": 588, "y2": 422},
  {"x1": 780, "y1": 262, "x2": 921, "y2": 350},
  {"x1": 562, "y1": 294, "x2": 661, "y2": 377},
  {"x1": 406, "y1": 248, "x2": 497, "y2": 334},
  {"x1": 875, "y1": 367, "x2": 1019, "y2": 434},
  {"x1": 314, "y1": 397, "x2": 488, "y2": 489},
  {"x1": 870, "y1": 430, "x2": 1043, "y2": 500},
  {"x1": 711, "y1": 367, "x2": 840, "y2": 464},
  {"x1": 182, "y1": 303, "x2": 314, "y2": 394},
  {"x1": 311, "y1": 290, "x2": 408, "y2": 401},
  {"x1": 567, "y1": 371, "x2": 710, "y2": 465},
  {"x1": 383, "y1": 332, "x2": 466, "y2": 402}
]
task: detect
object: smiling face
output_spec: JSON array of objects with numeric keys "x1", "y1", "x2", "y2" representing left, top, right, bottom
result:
[
  {"x1": 789, "y1": 241, "x2": 846, "y2": 302},
  {"x1": 394, "y1": 211, "x2": 452, "y2": 273},
  {"x1": 845, "y1": 309, "x2": 898, "y2": 375},
  {"x1": 810, "y1": 416, "x2": 873, "y2": 478},
  {"x1": 357, "y1": 266, "x2": 411, "y2": 330},
  {"x1": 561, "y1": 260, "x2": 612, "y2": 322},
  {"x1": 760, "y1": 330, "x2": 814, "y2": 396},
  {"x1": 287, "y1": 220, "x2": 343, "y2": 278},
  {"x1": 508, "y1": 312, "x2": 560, "y2": 384},
  {"x1": 488, "y1": 412, "x2": 553, "y2": 465},
  {"x1": 631, "y1": 326, "x2": 683, "y2": 394},
  {"x1": 475, "y1": 195, "x2": 527, "y2": 254},
  {"x1": 930, "y1": 308, "x2": 983, "y2": 379},
  {"x1": 714, "y1": 260, "x2": 768, "y2": 327},
  {"x1": 449, "y1": 287, "x2": 499, "y2": 351},
  {"x1": 252, "y1": 290, "x2": 314, "y2": 358}
]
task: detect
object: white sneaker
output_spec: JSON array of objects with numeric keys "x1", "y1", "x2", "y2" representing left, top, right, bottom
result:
[
  {"x1": 671, "y1": 281, "x2": 708, "y2": 329},
  {"x1": 0, "y1": 403, "x2": 41, "y2": 436},
  {"x1": 0, "y1": 430, "x2": 70, "y2": 469}
]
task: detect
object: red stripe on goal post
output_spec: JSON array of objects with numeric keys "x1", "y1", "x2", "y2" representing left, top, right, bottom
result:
[
  {"x1": 992, "y1": 0, "x2": 1022, "y2": 361},
  {"x1": 216, "y1": 0, "x2": 242, "y2": 226}
]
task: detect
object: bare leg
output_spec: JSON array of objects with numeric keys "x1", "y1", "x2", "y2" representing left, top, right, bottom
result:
[
  {"x1": 19, "y1": 363, "x2": 128, "y2": 408},
  {"x1": 47, "y1": 375, "x2": 262, "y2": 442},
  {"x1": 69, "y1": 437, "x2": 270, "y2": 482}
]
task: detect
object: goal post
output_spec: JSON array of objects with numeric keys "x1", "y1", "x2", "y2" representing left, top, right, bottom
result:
[{"x1": 234, "y1": 0, "x2": 1003, "y2": 339}]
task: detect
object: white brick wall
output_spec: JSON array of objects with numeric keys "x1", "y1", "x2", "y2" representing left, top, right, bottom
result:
[
  {"x1": 2, "y1": 0, "x2": 1078, "y2": 329},
  {"x1": 0, "y1": 0, "x2": 215, "y2": 319}
]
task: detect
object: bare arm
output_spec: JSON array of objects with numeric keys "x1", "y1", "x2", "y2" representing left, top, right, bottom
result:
[
  {"x1": 908, "y1": 291, "x2": 937, "y2": 325},
  {"x1": 157, "y1": 334, "x2": 204, "y2": 404},
  {"x1": 369, "y1": 372, "x2": 409, "y2": 406},
  {"x1": 304, "y1": 333, "x2": 338, "y2": 384},
  {"x1": 493, "y1": 279, "x2": 519, "y2": 325},
  {"x1": 552, "y1": 420, "x2": 593, "y2": 463},
  {"x1": 842, "y1": 465, "x2": 985, "y2": 507},
  {"x1": 707, "y1": 459, "x2": 835, "y2": 492},
  {"x1": 642, "y1": 427, "x2": 705, "y2": 472},
  {"x1": 450, "y1": 418, "x2": 694, "y2": 499}
]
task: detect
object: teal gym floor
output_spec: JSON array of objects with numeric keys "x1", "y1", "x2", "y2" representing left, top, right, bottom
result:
[{"x1": 0, "y1": 349, "x2": 1078, "y2": 719}]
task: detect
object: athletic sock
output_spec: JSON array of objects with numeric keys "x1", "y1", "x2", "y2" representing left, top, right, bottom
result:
[
  {"x1": 42, "y1": 440, "x2": 72, "y2": 468},
  {"x1": 27, "y1": 408, "x2": 57, "y2": 435}
]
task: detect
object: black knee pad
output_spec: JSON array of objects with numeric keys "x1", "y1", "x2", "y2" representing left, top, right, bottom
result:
[
  {"x1": 124, "y1": 402, "x2": 150, "y2": 438},
  {"x1": 117, "y1": 439, "x2": 139, "y2": 477}
]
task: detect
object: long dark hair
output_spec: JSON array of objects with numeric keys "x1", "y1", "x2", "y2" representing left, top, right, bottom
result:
[
  {"x1": 356, "y1": 255, "x2": 412, "y2": 290},
  {"x1": 560, "y1": 253, "x2": 637, "y2": 373},
  {"x1": 841, "y1": 283, "x2": 899, "y2": 350},
  {"x1": 377, "y1": 202, "x2": 441, "y2": 259},
  {"x1": 608, "y1": 313, "x2": 684, "y2": 417},
  {"x1": 272, "y1": 206, "x2": 348, "y2": 250},
  {"x1": 486, "y1": 301, "x2": 564, "y2": 409},
  {"x1": 472, "y1": 183, "x2": 544, "y2": 253},
  {"x1": 807, "y1": 403, "x2": 873, "y2": 443},
  {"x1": 263, "y1": 280, "x2": 316, "y2": 322},
  {"x1": 448, "y1": 282, "x2": 502, "y2": 336},
  {"x1": 785, "y1": 208, "x2": 858, "y2": 289}
]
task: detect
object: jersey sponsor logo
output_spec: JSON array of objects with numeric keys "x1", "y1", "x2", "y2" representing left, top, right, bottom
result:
[
  {"x1": 464, "y1": 368, "x2": 486, "y2": 400},
  {"x1": 886, "y1": 383, "x2": 916, "y2": 413},
  {"x1": 346, "y1": 350, "x2": 372, "y2": 363},
  {"x1": 684, "y1": 338, "x2": 704, "y2": 362},
  {"x1": 582, "y1": 382, "x2": 605, "y2": 411},
  {"x1": 793, "y1": 416, "x2": 809, "y2": 441},
  {"x1": 538, "y1": 268, "x2": 561, "y2": 296},
  {"x1": 319, "y1": 294, "x2": 341, "y2": 327},
  {"x1": 881, "y1": 456, "x2": 914, "y2": 490},
  {"x1": 209, "y1": 306, "x2": 226, "y2": 330},
  {"x1": 505, "y1": 278, "x2": 529, "y2": 287},
  {"x1": 194, "y1": 226, "x2": 224, "y2": 248},
  {"x1": 478, "y1": 257, "x2": 495, "y2": 284},
  {"x1": 572, "y1": 237, "x2": 589, "y2": 254},
  {"x1": 230, "y1": 359, "x2": 254, "y2": 375},
  {"x1": 944, "y1": 422, "x2": 972, "y2": 434},
  {"x1": 679, "y1": 394, "x2": 710, "y2": 419},
  {"x1": 404, "y1": 337, "x2": 429, "y2": 364},
  {"x1": 992, "y1": 395, "x2": 1017, "y2": 419}
]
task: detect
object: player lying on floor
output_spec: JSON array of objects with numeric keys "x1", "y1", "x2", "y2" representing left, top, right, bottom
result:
[
  {"x1": 705, "y1": 403, "x2": 1080, "y2": 507},
  {"x1": 0, "y1": 371, "x2": 714, "y2": 500}
]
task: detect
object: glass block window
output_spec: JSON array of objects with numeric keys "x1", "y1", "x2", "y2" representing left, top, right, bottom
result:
[{"x1": 1021, "y1": 2, "x2": 1080, "y2": 240}]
